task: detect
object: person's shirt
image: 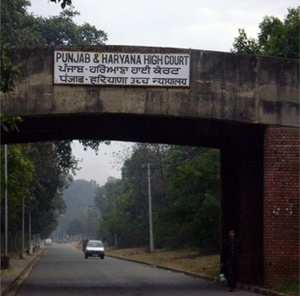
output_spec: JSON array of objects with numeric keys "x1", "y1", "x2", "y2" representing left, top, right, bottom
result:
[{"x1": 221, "y1": 238, "x2": 241, "y2": 263}]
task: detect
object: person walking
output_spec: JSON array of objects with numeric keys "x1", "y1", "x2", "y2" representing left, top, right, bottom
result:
[{"x1": 221, "y1": 230, "x2": 242, "y2": 292}]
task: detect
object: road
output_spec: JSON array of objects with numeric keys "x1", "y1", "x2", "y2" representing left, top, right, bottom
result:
[{"x1": 17, "y1": 243, "x2": 258, "y2": 295}]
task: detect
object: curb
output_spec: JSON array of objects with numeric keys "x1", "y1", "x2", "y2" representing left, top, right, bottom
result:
[
  {"x1": 2, "y1": 250, "x2": 45, "y2": 296},
  {"x1": 107, "y1": 255, "x2": 288, "y2": 296}
]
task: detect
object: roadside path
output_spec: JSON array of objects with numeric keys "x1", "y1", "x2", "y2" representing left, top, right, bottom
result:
[{"x1": 1, "y1": 249, "x2": 44, "y2": 296}]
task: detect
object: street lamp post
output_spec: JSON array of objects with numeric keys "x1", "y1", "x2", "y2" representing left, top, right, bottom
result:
[
  {"x1": 21, "y1": 196, "x2": 25, "y2": 259},
  {"x1": 147, "y1": 164, "x2": 154, "y2": 253},
  {"x1": 4, "y1": 145, "x2": 8, "y2": 257},
  {"x1": 112, "y1": 193, "x2": 118, "y2": 249},
  {"x1": 28, "y1": 207, "x2": 32, "y2": 254}
]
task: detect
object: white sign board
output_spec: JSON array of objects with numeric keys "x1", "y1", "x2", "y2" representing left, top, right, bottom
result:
[{"x1": 54, "y1": 51, "x2": 190, "y2": 87}]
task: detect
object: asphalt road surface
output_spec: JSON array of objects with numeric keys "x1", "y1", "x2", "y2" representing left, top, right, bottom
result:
[{"x1": 17, "y1": 243, "x2": 258, "y2": 295}]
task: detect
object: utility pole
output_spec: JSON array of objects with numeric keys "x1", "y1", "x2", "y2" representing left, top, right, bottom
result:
[
  {"x1": 28, "y1": 207, "x2": 32, "y2": 254},
  {"x1": 4, "y1": 145, "x2": 8, "y2": 257},
  {"x1": 147, "y1": 164, "x2": 154, "y2": 252},
  {"x1": 21, "y1": 196, "x2": 25, "y2": 258},
  {"x1": 113, "y1": 193, "x2": 118, "y2": 249}
]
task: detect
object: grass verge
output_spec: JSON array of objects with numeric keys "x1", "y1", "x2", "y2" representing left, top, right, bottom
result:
[
  {"x1": 275, "y1": 282, "x2": 299, "y2": 296},
  {"x1": 106, "y1": 247, "x2": 220, "y2": 277}
]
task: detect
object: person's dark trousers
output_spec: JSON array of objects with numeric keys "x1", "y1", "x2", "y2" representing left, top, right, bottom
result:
[{"x1": 226, "y1": 260, "x2": 239, "y2": 291}]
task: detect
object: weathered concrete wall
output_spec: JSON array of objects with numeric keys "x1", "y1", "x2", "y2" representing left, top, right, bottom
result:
[{"x1": 1, "y1": 46, "x2": 299, "y2": 129}]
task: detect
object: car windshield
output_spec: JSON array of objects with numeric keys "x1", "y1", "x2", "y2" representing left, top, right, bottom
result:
[{"x1": 87, "y1": 241, "x2": 103, "y2": 247}]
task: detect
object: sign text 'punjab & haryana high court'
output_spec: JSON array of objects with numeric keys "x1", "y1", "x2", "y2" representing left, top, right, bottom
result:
[{"x1": 54, "y1": 51, "x2": 190, "y2": 87}]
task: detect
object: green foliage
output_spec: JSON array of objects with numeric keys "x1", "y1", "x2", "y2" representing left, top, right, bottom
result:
[
  {"x1": 0, "y1": 0, "x2": 33, "y2": 47},
  {"x1": 163, "y1": 149, "x2": 220, "y2": 251},
  {"x1": 30, "y1": 10, "x2": 107, "y2": 46},
  {"x1": 97, "y1": 144, "x2": 221, "y2": 252},
  {"x1": 231, "y1": 28, "x2": 261, "y2": 55},
  {"x1": 79, "y1": 140, "x2": 111, "y2": 154},
  {"x1": 0, "y1": 48, "x2": 20, "y2": 93},
  {"x1": 232, "y1": 7, "x2": 300, "y2": 58},
  {"x1": 275, "y1": 281, "x2": 299, "y2": 295},
  {"x1": 0, "y1": 113, "x2": 23, "y2": 133},
  {"x1": 53, "y1": 141, "x2": 79, "y2": 174},
  {"x1": 0, "y1": 144, "x2": 34, "y2": 246},
  {"x1": 1, "y1": 1, "x2": 107, "y2": 47},
  {"x1": 0, "y1": 141, "x2": 78, "y2": 250},
  {"x1": 49, "y1": 0, "x2": 72, "y2": 10},
  {"x1": 29, "y1": 142, "x2": 73, "y2": 238},
  {"x1": 0, "y1": 46, "x2": 22, "y2": 132}
]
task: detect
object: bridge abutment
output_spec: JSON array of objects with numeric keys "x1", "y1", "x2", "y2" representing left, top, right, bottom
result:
[
  {"x1": 221, "y1": 125, "x2": 299, "y2": 286},
  {"x1": 263, "y1": 126, "x2": 299, "y2": 286}
]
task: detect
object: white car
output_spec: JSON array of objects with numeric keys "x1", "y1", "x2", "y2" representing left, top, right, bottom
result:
[
  {"x1": 45, "y1": 238, "x2": 52, "y2": 245},
  {"x1": 84, "y1": 240, "x2": 105, "y2": 259}
]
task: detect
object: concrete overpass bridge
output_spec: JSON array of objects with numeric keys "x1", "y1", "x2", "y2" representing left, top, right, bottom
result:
[{"x1": 1, "y1": 45, "x2": 299, "y2": 286}]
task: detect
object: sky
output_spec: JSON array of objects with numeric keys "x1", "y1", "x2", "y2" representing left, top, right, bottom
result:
[{"x1": 27, "y1": 0, "x2": 298, "y2": 186}]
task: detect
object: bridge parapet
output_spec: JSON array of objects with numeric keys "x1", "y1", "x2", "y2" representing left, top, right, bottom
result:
[{"x1": 1, "y1": 45, "x2": 299, "y2": 128}]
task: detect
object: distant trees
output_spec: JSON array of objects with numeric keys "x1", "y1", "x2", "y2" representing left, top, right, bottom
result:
[
  {"x1": 94, "y1": 144, "x2": 221, "y2": 253},
  {"x1": 66, "y1": 218, "x2": 83, "y2": 236},
  {"x1": 62, "y1": 179, "x2": 98, "y2": 238},
  {"x1": 232, "y1": 7, "x2": 299, "y2": 59}
]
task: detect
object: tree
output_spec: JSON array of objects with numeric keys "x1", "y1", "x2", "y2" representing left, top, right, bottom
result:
[
  {"x1": 232, "y1": 7, "x2": 300, "y2": 58},
  {"x1": 1, "y1": 0, "x2": 107, "y2": 47},
  {"x1": 49, "y1": 0, "x2": 72, "y2": 9},
  {"x1": 0, "y1": 1, "x2": 23, "y2": 132},
  {"x1": 29, "y1": 142, "x2": 72, "y2": 238},
  {"x1": 0, "y1": 112, "x2": 22, "y2": 133},
  {"x1": 162, "y1": 149, "x2": 220, "y2": 251},
  {"x1": 0, "y1": 145, "x2": 34, "y2": 241},
  {"x1": 94, "y1": 177, "x2": 122, "y2": 245},
  {"x1": 28, "y1": 9, "x2": 107, "y2": 46}
]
